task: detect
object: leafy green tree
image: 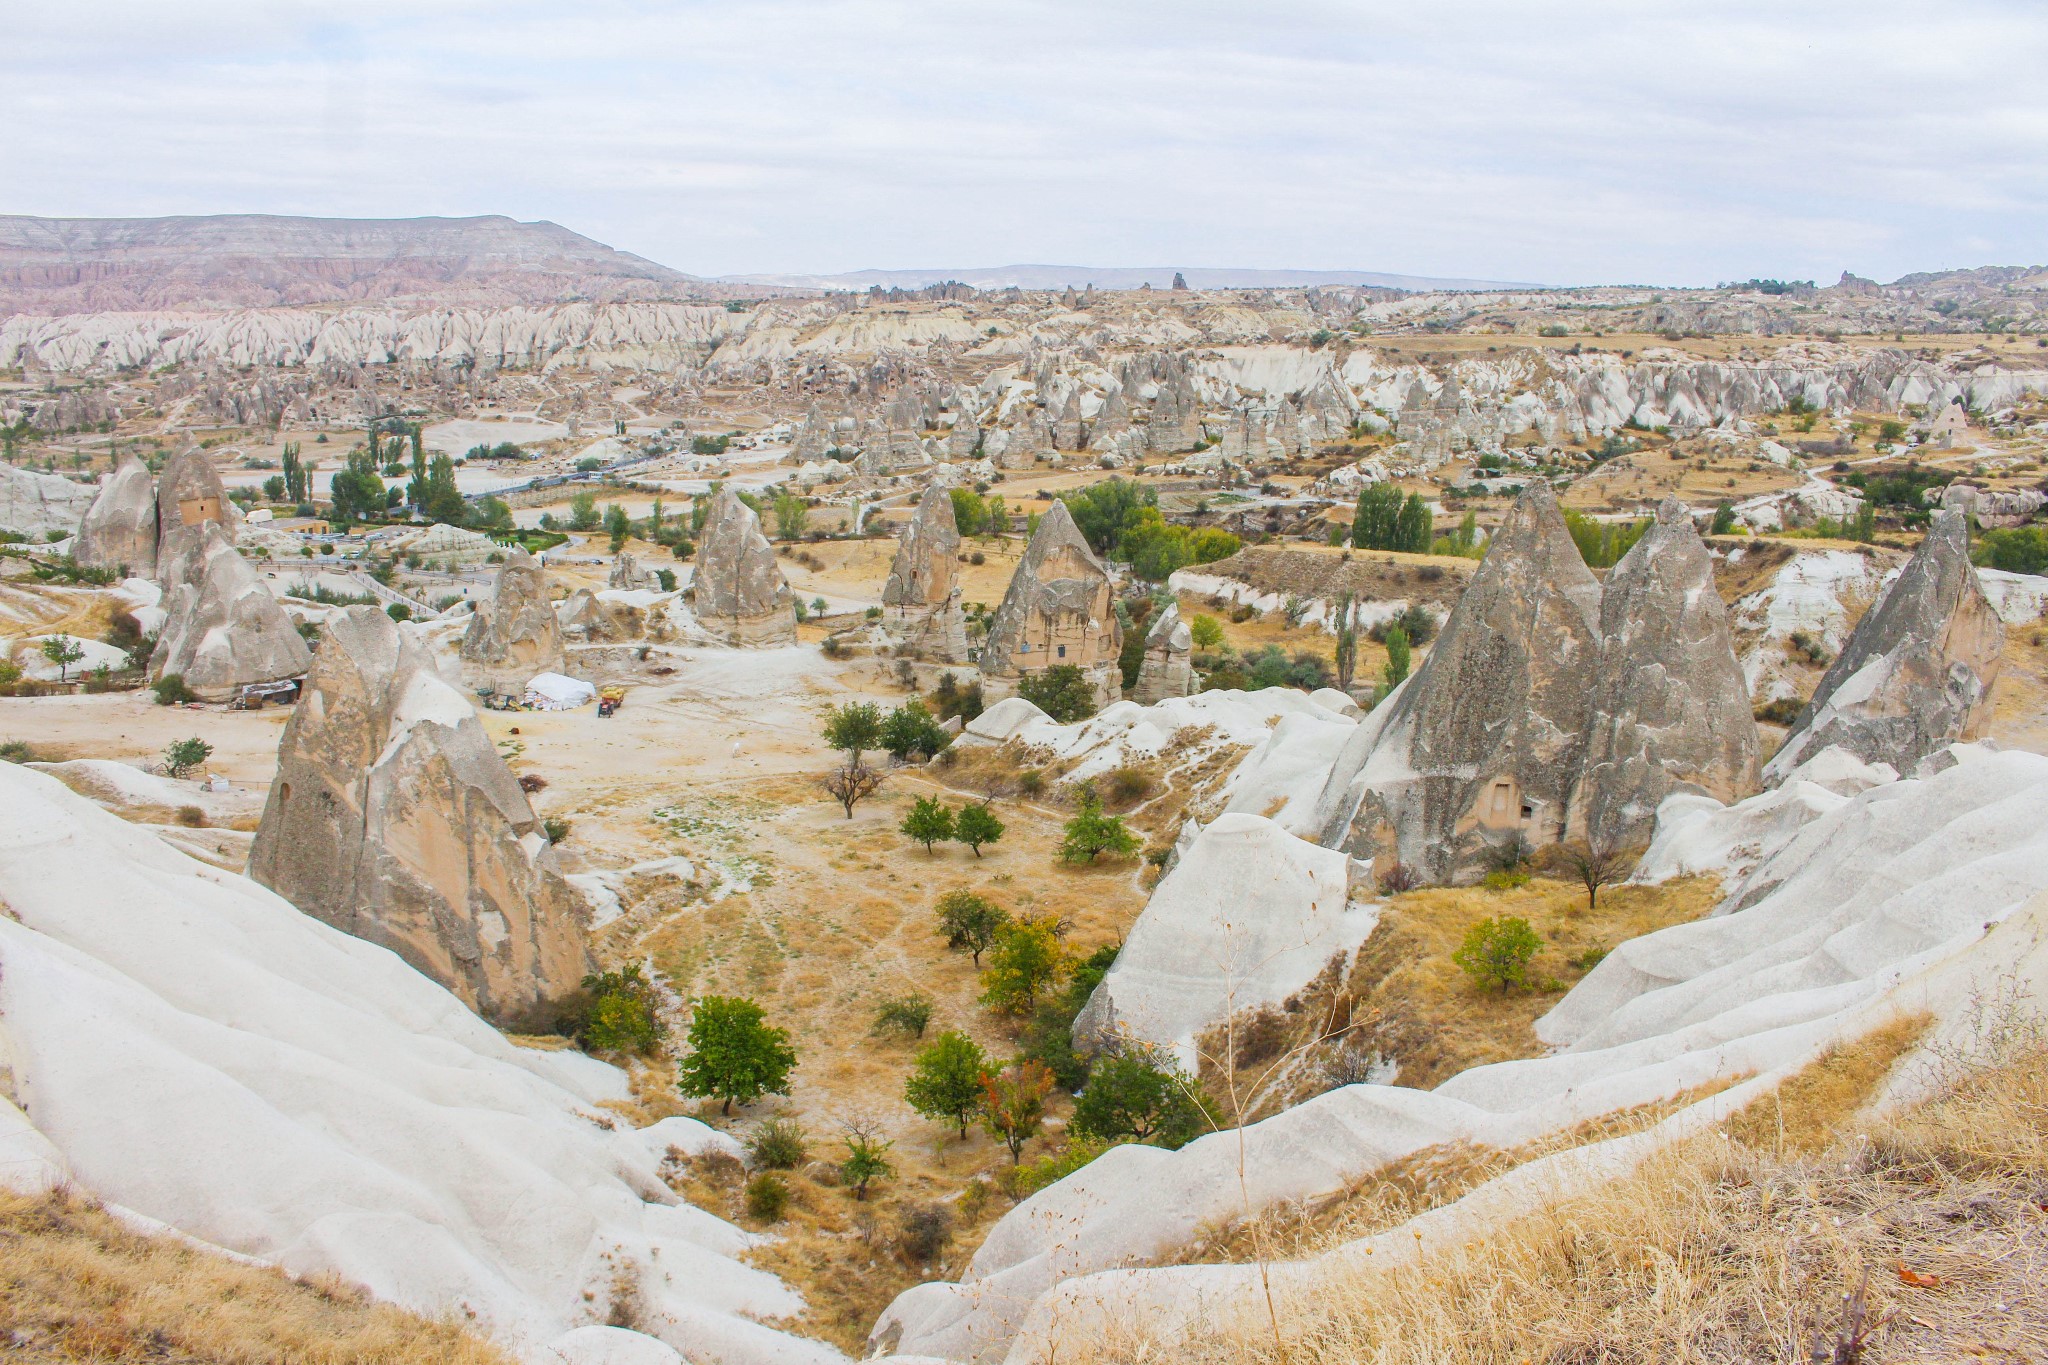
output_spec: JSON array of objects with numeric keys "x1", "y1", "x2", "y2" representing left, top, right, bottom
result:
[
  {"x1": 980, "y1": 1060, "x2": 1054, "y2": 1163},
  {"x1": 1452, "y1": 916, "x2": 1542, "y2": 994},
  {"x1": 937, "y1": 890, "x2": 1009, "y2": 965},
  {"x1": 655, "y1": 568, "x2": 677, "y2": 592},
  {"x1": 880, "y1": 698, "x2": 949, "y2": 761},
  {"x1": 1352, "y1": 482, "x2": 1403, "y2": 550},
  {"x1": 1395, "y1": 493, "x2": 1433, "y2": 554},
  {"x1": 605, "y1": 502, "x2": 632, "y2": 552},
  {"x1": 949, "y1": 487, "x2": 989, "y2": 536},
  {"x1": 980, "y1": 916, "x2": 1067, "y2": 1016},
  {"x1": 1059, "y1": 791, "x2": 1140, "y2": 865},
  {"x1": 1852, "y1": 499, "x2": 1876, "y2": 544},
  {"x1": 262, "y1": 475, "x2": 287, "y2": 502},
  {"x1": 328, "y1": 447, "x2": 386, "y2": 528},
  {"x1": 1059, "y1": 479, "x2": 1152, "y2": 555},
  {"x1": 1070, "y1": 1050, "x2": 1212, "y2": 1148},
  {"x1": 871, "y1": 994, "x2": 934, "y2": 1038},
  {"x1": 162, "y1": 736, "x2": 213, "y2": 779},
  {"x1": 1382, "y1": 624, "x2": 1411, "y2": 688},
  {"x1": 1710, "y1": 501, "x2": 1737, "y2": 535},
  {"x1": 576, "y1": 966, "x2": 662, "y2": 1054},
  {"x1": 677, "y1": 995, "x2": 797, "y2": 1115},
  {"x1": 900, "y1": 795, "x2": 956, "y2": 852},
  {"x1": 1188, "y1": 613, "x2": 1225, "y2": 650},
  {"x1": 953, "y1": 802, "x2": 1005, "y2": 857},
  {"x1": 40, "y1": 634, "x2": 84, "y2": 683},
  {"x1": 568, "y1": 489, "x2": 601, "y2": 532},
  {"x1": 838, "y1": 1119, "x2": 894, "y2": 1199},
  {"x1": 905, "y1": 1029, "x2": 990, "y2": 1138},
  {"x1": 1017, "y1": 664, "x2": 1097, "y2": 723},
  {"x1": 823, "y1": 701, "x2": 885, "y2": 767},
  {"x1": 773, "y1": 492, "x2": 809, "y2": 540}
]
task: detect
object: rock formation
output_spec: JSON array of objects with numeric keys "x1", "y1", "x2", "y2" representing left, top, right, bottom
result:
[
  {"x1": 1571, "y1": 498, "x2": 1760, "y2": 852},
  {"x1": 979, "y1": 500, "x2": 1122, "y2": 709},
  {"x1": 559, "y1": 587, "x2": 644, "y2": 643},
  {"x1": 688, "y1": 487, "x2": 796, "y2": 646},
  {"x1": 249, "y1": 606, "x2": 593, "y2": 1025},
  {"x1": 0, "y1": 460, "x2": 96, "y2": 540},
  {"x1": 71, "y1": 450, "x2": 159, "y2": 571},
  {"x1": 460, "y1": 547, "x2": 566, "y2": 686},
  {"x1": 1764, "y1": 510, "x2": 2004, "y2": 783},
  {"x1": 152, "y1": 445, "x2": 233, "y2": 574},
  {"x1": 1132, "y1": 601, "x2": 1197, "y2": 704},
  {"x1": 608, "y1": 549, "x2": 653, "y2": 590},
  {"x1": 1312, "y1": 482, "x2": 1602, "y2": 881},
  {"x1": 881, "y1": 485, "x2": 969, "y2": 662},
  {"x1": 150, "y1": 522, "x2": 312, "y2": 700}
]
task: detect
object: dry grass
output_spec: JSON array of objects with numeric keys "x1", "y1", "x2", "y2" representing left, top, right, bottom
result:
[
  {"x1": 0, "y1": 1187, "x2": 513, "y2": 1364},
  {"x1": 1081, "y1": 1010, "x2": 2048, "y2": 1365}
]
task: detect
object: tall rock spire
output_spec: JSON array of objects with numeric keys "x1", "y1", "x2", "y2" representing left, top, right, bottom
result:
[
  {"x1": 688, "y1": 487, "x2": 796, "y2": 646},
  {"x1": 979, "y1": 499, "x2": 1121, "y2": 709}
]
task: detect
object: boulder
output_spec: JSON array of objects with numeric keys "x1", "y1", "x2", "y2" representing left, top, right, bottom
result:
[
  {"x1": 882, "y1": 483, "x2": 969, "y2": 662},
  {"x1": 1131, "y1": 601, "x2": 1197, "y2": 704},
  {"x1": 150, "y1": 523, "x2": 312, "y2": 701},
  {"x1": 1764, "y1": 510, "x2": 2004, "y2": 783},
  {"x1": 249, "y1": 606, "x2": 593, "y2": 1025},
  {"x1": 460, "y1": 546, "x2": 565, "y2": 685},
  {"x1": 560, "y1": 587, "x2": 645, "y2": 643},
  {"x1": 979, "y1": 499, "x2": 1122, "y2": 709},
  {"x1": 608, "y1": 550, "x2": 653, "y2": 590},
  {"x1": 687, "y1": 488, "x2": 795, "y2": 647},
  {"x1": 72, "y1": 450, "x2": 159, "y2": 572},
  {"x1": 152, "y1": 446, "x2": 233, "y2": 575},
  {"x1": 1572, "y1": 498, "x2": 1761, "y2": 852},
  {"x1": 0, "y1": 461, "x2": 96, "y2": 540},
  {"x1": 1312, "y1": 482, "x2": 1602, "y2": 881}
]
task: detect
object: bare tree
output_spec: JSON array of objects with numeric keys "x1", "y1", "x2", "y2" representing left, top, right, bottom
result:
[
  {"x1": 1560, "y1": 840, "x2": 1629, "y2": 910},
  {"x1": 822, "y1": 759, "x2": 885, "y2": 819}
]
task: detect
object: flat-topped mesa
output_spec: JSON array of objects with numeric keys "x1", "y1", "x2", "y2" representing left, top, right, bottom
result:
[
  {"x1": 1764, "y1": 510, "x2": 2005, "y2": 784},
  {"x1": 152, "y1": 445, "x2": 234, "y2": 576},
  {"x1": 150, "y1": 522, "x2": 312, "y2": 701},
  {"x1": 979, "y1": 499, "x2": 1123, "y2": 709},
  {"x1": 249, "y1": 607, "x2": 593, "y2": 1026},
  {"x1": 882, "y1": 484, "x2": 969, "y2": 663},
  {"x1": 72, "y1": 448, "x2": 158, "y2": 573},
  {"x1": 1312, "y1": 481, "x2": 1602, "y2": 882},
  {"x1": 688, "y1": 486, "x2": 796, "y2": 646},
  {"x1": 1571, "y1": 497, "x2": 1761, "y2": 852},
  {"x1": 460, "y1": 546, "x2": 565, "y2": 687},
  {"x1": 1132, "y1": 601, "x2": 1197, "y2": 703}
]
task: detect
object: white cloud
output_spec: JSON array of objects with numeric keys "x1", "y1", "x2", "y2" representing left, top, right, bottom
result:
[{"x1": 3, "y1": 0, "x2": 2044, "y2": 284}]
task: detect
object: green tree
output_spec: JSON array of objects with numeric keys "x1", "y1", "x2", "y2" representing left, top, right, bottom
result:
[
  {"x1": 949, "y1": 487, "x2": 989, "y2": 536},
  {"x1": 904, "y1": 1029, "x2": 990, "y2": 1139},
  {"x1": 1188, "y1": 613, "x2": 1225, "y2": 650},
  {"x1": 1351, "y1": 482, "x2": 1403, "y2": 550},
  {"x1": 773, "y1": 492, "x2": 810, "y2": 541},
  {"x1": 40, "y1": 634, "x2": 85, "y2": 683},
  {"x1": 677, "y1": 995, "x2": 797, "y2": 1115},
  {"x1": 1017, "y1": 664, "x2": 1097, "y2": 723},
  {"x1": 980, "y1": 1060, "x2": 1054, "y2": 1163},
  {"x1": 328, "y1": 447, "x2": 386, "y2": 528},
  {"x1": 953, "y1": 802, "x2": 1005, "y2": 857},
  {"x1": 419, "y1": 454, "x2": 465, "y2": 525},
  {"x1": 1059, "y1": 479, "x2": 1152, "y2": 555},
  {"x1": 1710, "y1": 501, "x2": 1737, "y2": 535},
  {"x1": 822, "y1": 701, "x2": 885, "y2": 767},
  {"x1": 568, "y1": 489, "x2": 601, "y2": 532},
  {"x1": 880, "y1": 698, "x2": 949, "y2": 761},
  {"x1": 1059, "y1": 791, "x2": 1140, "y2": 864},
  {"x1": 900, "y1": 795, "x2": 956, "y2": 852},
  {"x1": 1395, "y1": 493, "x2": 1433, "y2": 554},
  {"x1": 162, "y1": 736, "x2": 213, "y2": 779},
  {"x1": 605, "y1": 502, "x2": 632, "y2": 552},
  {"x1": 576, "y1": 966, "x2": 662, "y2": 1055},
  {"x1": 1452, "y1": 916, "x2": 1542, "y2": 994},
  {"x1": 936, "y1": 889, "x2": 1009, "y2": 966},
  {"x1": 838, "y1": 1119, "x2": 894, "y2": 1200},
  {"x1": 1852, "y1": 499, "x2": 1876, "y2": 543},
  {"x1": 262, "y1": 475, "x2": 287, "y2": 502},
  {"x1": 1069, "y1": 1050, "x2": 1212, "y2": 1148},
  {"x1": 980, "y1": 916, "x2": 1067, "y2": 1016},
  {"x1": 1382, "y1": 623, "x2": 1411, "y2": 688}
]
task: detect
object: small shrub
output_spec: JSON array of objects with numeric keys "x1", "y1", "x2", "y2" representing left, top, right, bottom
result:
[
  {"x1": 1481, "y1": 866, "x2": 1532, "y2": 891},
  {"x1": 162, "y1": 737, "x2": 213, "y2": 779},
  {"x1": 743, "y1": 1172, "x2": 789, "y2": 1221},
  {"x1": 1016, "y1": 768, "x2": 1045, "y2": 797},
  {"x1": 896, "y1": 1202, "x2": 953, "y2": 1262},
  {"x1": 746, "y1": 1116, "x2": 808, "y2": 1170},
  {"x1": 542, "y1": 817, "x2": 571, "y2": 844},
  {"x1": 1105, "y1": 767, "x2": 1154, "y2": 804},
  {"x1": 0, "y1": 739, "x2": 33, "y2": 763},
  {"x1": 839, "y1": 1121, "x2": 894, "y2": 1199},
  {"x1": 518, "y1": 773, "x2": 548, "y2": 794},
  {"x1": 173, "y1": 805, "x2": 206, "y2": 828},
  {"x1": 1569, "y1": 946, "x2": 1609, "y2": 972},
  {"x1": 152, "y1": 674, "x2": 196, "y2": 706},
  {"x1": 1754, "y1": 696, "x2": 1805, "y2": 726},
  {"x1": 871, "y1": 994, "x2": 935, "y2": 1038},
  {"x1": 1377, "y1": 860, "x2": 1420, "y2": 894},
  {"x1": 1453, "y1": 915, "x2": 1542, "y2": 993},
  {"x1": 576, "y1": 966, "x2": 663, "y2": 1055}
]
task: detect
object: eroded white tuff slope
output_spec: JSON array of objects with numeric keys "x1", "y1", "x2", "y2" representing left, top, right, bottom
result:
[
  {"x1": 0, "y1": 761, "x2": 840, "y2": 1365},
  {"x1": 874, "y1": 746, "x2": 2048, "y2": 1363}
]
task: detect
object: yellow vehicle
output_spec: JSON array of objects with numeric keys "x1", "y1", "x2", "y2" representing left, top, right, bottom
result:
[{"x1": 598, "y1": 685, "x2": 626, "y2": 718}]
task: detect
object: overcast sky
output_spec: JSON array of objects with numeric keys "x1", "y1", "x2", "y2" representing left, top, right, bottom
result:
[{"x1": 6, "y1": 1, "x2": 2044, "y2": 286}]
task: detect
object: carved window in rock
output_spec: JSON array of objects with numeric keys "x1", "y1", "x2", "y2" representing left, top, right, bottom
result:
[
  {"x1": 179, "y1": 496, "x2": 222, "y2": 526},
  {"x1": 1478, "y1": 777, "x2": 1521, "y2": 831}
]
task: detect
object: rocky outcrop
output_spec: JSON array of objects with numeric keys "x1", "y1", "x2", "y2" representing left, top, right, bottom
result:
[
  {"x1": 0, "y1": 460, "x2": 95, "y2": 540},
  {"x1": 152, "y1": 446, "x2": 233, "y2": 575},
  {"x1": 1132, "y1": 602, "x2": 1197, "y2": 704},
  {"x1": 980, "y1": 500, "x2": 1122, "y2": 708},
  {"x1": 249, "y1": 606, "x2": 592, "y2": 1025},
  {"x1": 883, "y1": 484, "x2": 968, "y2": 662},
  {"x1": 151, "y1": 522, "x2": 312, "y2": 701},
  {"x1": 1313, "y1": 482, "x2": 1602, "y2": 881},
  {"x1": 1571, "y1": 498, "x2": 1760, "y2": 852},
  {"x1": 1764, "y1": 511, "x2": 2004, "y2": 783},
  {"x1": 559, "y1": 588, "x2": 644, "y2": 643},
  {"x1": 460, "y1": 547, "x2": 565, "y2": 685},
  {"x1": 608, "y1": 550, "x2": 653, "y2": 590},
  {"x1": 71, "y1": 450, "x2": 159, "y2": 572},
  {"x1": 688, "y1": 487, "x2": 796, "y2": 646}
]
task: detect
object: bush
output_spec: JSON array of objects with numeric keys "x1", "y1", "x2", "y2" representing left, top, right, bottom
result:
[
  {"x1": 1754, "y1": 696, "x2": 1806, "y2": 726},
  {"x1": 1105, "y1": 767, "x2": 1153, "y2": 804},
  {"x1": 576, "y1": 966, "x2": 663, "y2": 1055},
  {"x1": 1017, "y1": 664, "x2": 1097, "y2": 723},
  {"x1": 162, "y1": 737, "x2": 213, "y2": 780},
  {"x1": 1452, "y1": 916, "x2": 1542, "y2": 993},
  {"x1": 895, "y1": 1202, "x2": 954, "y2": 1262},
  {"x1": 0, "y1": 740, "x2": 32, "y2": 763},
  {"x1": 385, "y1": 602, "x2": 412, "y2": 622},
  {"x1": 745, "y1": 1116, "x2": 808, "y2": 1170},
  {"x1": 1059, "y1": 791, "x2": 1140, "y2": 865},
  {"x1": 838, "y1": 1120, "x2": 894, "y2": 1199},
  {"x1": 979, "y1": 916, "x2": 1068, "y2": 1016},
  {"x1": 152, "y1": 674, "x2": 196, "y2": 706},
  {"x1": 899, "y1": 795, "x2": 956, "y2": 852},
  {"x1": 173, "y1": 804, "x2": 206, "y2": 828},
  {"x1": 937, "y1": 890, "x2": 1009, "y2": 966},
  {"x1": 881, "y1": 699, "x2": 950, "y2": 761},
  {"x1": 743, "y1": 1172, "x2": 789, "y2": 1221},
  {"x1": 871, "y1": 994, "x2": 935, "y2": 1038},
  {"x1": 542, "y1": 817, "x2": 572, "y2": 844},
  {"x1": 1070, "y1": 1049, "x2": 1213, "y2": 1149}
]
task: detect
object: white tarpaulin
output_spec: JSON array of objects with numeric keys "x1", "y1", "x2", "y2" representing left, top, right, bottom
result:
[{"x1": 522, "y1": 672, "x2": 596, "y2": 711}]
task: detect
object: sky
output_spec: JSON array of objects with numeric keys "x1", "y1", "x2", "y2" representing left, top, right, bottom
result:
[{"x1": 5, "y1": 1, "x2": 2045, "y2": 287}]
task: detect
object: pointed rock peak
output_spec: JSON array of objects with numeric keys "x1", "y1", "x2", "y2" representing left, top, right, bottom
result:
[
  {"x1": 1022, "y1": 498, "x2": 1099, "y2": 570},
  {"x1": 1473, "y1": 480, "x2": 1600, "y2": 595},
  {"x1": 1654, "y1": 494, "x2": 1689, "y2": 525},
  {"x1": 884, "y1": 485, "x2": 962, "y2": 610}
]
